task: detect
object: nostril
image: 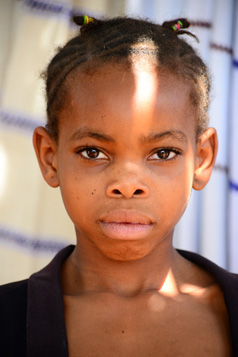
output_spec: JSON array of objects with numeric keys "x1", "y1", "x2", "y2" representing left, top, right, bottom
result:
[
  {"x1": 112, "y1": 189, "x2": 121, "y2": 195},
  {"x1": 108, "y1": 187, "x2": 148, "y2": 198},
  {"x1": 134, "y1": 189, "x2": 144, "y2": 195}
]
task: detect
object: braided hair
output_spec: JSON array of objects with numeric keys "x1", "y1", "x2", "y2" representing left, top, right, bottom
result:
[{"x1": 43, "y1": 16, "x2": 210, "y2": 140}]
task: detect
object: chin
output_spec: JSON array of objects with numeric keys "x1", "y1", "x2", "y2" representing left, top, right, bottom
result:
[{"x1": 101, "y1": 245, "x2": 153, "y2": 262}]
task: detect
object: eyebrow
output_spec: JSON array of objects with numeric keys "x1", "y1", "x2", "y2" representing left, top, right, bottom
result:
[
  {"x1": 69, "y1": 127, "x2": 115, "y2": 143},
  {"x1": 139, "y1": 130, "x2": 188, "y2": 144},
  {"x1": 69, "y1": 127, "x2": 187, "y2": 144}
]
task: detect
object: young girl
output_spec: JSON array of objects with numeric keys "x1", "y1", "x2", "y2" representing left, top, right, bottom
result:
[{"x1": 0, "y1": 15, "x2": 237, "y2": 356}]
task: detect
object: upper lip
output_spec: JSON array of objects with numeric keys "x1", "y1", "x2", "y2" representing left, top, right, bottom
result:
[{"x1": 99, "y1": 210, "x2": 154, "y2": 225}]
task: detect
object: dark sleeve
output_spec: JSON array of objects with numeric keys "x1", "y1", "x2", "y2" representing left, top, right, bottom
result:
[{"x1": 0, "y1": 280, "x2": 28, "y2": 357}]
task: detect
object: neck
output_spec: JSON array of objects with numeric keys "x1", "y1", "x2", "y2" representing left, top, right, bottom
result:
[{"x1": 61, "y1": 236, "x2": 193, "y2": 298}]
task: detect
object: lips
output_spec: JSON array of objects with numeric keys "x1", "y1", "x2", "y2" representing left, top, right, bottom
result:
[
  {"x1": 100, "y1": 210, "x2": 153, "y2": 224},
  {"x1": 99, "y1": 210, "x2": 154, "y2": 240}
]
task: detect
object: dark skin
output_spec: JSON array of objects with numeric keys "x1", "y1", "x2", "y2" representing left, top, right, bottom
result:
[{"x1": 33, "y1": 61, "x2": 231, "y2": 356}]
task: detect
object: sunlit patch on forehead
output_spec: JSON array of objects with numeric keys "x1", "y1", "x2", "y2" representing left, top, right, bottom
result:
[
  {"x1": 130, "y1": 37, "x2": 159, "y2": 66},
  {"x1": 130, "y1": 39, "x2": 159, "y2": 115}
]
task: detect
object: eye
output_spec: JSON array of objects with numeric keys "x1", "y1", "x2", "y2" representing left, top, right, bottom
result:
[
  {"x1": 148, "y1": 149, "x2": 179, "y2": 161},
  {"x1": 78, "y1": 147, "x2": 108, "y2": 160}
]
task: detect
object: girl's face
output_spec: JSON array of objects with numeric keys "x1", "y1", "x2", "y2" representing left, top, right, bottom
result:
[{"x1": 54, "y1": 63, "x2": 198, "y2": 261}]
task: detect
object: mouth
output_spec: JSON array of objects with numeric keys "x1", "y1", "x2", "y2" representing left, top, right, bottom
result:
[{"x1": 99, "y1": 210, "x2": 154, "y2": 240}]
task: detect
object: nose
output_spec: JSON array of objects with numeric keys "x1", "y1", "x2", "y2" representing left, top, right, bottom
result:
[{"x1": 106, "y1": 166, "x2": 149, "y2": 199}]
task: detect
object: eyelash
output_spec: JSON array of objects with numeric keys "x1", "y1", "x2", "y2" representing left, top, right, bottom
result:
[
  {"x1": 148, "y1": 148, "x2": 181, "y2": 161},
  {"x1": 76, "y1": 146, "x2": 181, "y2": 162},
  {"x1": 76, "y1": 146, "x2": 108, "y2": 161}
]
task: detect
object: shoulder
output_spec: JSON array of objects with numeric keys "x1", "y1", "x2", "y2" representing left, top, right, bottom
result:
[
  {"x1": 0, "y1": 278, "x2": 28, "y2": 293},
  {"x1": 177, "y1": 249, "x2": 238, "y2": 286},
  {"x1": 177, "y1": 249, "x2": 238, "y2": 353},
  {"x1": 0, "y1": 279, "x2": 28, "y2": 330},
  {"x1": 0, "y1": 279, "x2": 28, "y2": 307},
  {"x1": 0, "y1": 277, "x2": 28, "y2": 299},
  {"x1": 0, "y1": 280, "x2": 28, "y2": 356},
  {"x1": 0, "y1": 278, "x2": 28, "y2": 313}
]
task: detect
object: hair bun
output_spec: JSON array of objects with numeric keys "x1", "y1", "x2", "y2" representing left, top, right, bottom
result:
[
  {"x1": 162, "y1": 18, "x2": 190, "y2": 30},
  {"x1": 162, "y1": 18, "x2": 198, "y2": 41}
]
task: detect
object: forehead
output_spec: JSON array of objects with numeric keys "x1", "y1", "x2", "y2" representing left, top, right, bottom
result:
[
  {"x1": 58, "y1": 62, "x2": 196, "y2": 138},
  {"x1": 64, "y1": 62, "x2": 192, "y2": 108}
]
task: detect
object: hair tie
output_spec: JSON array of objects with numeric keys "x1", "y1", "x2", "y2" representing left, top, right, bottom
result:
[
  {"x1": 83, "y1": 15, "x2": 94, "y2": 25},
  {"x1": 72, "y1": 15, "x2": 97, "y2": 27},
  {"x1": 172, "y1": 20, "x2": 183, "y2": 31},
  {"x1": 162, "y1": 18, "x2": 190, "y2": 32}
]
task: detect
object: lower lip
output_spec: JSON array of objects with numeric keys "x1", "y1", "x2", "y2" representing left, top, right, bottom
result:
[{"x1": 99, "y1": 222, "x2": 153, "y2": 240}]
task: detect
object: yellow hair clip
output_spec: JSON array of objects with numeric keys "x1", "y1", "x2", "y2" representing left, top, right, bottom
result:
[{"x1": 83, "y1": 15, "x2": 94, "y2": 25}]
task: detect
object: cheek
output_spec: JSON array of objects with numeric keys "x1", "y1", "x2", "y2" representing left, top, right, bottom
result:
[
  {"x1": 154, "y1": 181, "x2": 191, "y2": 236},
  {"x1": 157, "y1": 156, "x2": 195, "y2": 218},
  {"x1": 58, "y1": 172, "x2": 101, "y2": 222}
]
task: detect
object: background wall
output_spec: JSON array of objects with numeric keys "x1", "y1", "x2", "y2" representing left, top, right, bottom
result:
[{"x1": 0, "y1": 0, "x2": 237, "y2": 284}]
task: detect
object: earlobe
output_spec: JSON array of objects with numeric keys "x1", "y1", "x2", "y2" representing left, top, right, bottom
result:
[
  {"x1": 33, "y1": 126, "x2": 59, "y2": 188},
  {"x1": 193, "y1": 127, "x2": 218, "y2": 191}
]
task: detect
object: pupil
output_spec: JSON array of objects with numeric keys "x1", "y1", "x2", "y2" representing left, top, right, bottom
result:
[
  {"x1": 159, "y1": 150, "x2": 169, "y2": 159},
  {"x1": 87, "y1": 148, "x2": 99, "y2": 158}
]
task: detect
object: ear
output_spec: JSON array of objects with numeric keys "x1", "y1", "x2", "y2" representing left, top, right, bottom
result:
[
  {"x1": 33, "y1": 126, "x2": 59, "y2": 188},
  {"x1": 193, "y1": 127, "x2": 218, "y2": 191}
]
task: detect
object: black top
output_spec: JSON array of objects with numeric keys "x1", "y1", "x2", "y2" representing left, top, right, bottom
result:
[{"x1": 0, "y1": 245, "x2": 238, "y2": 357}]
